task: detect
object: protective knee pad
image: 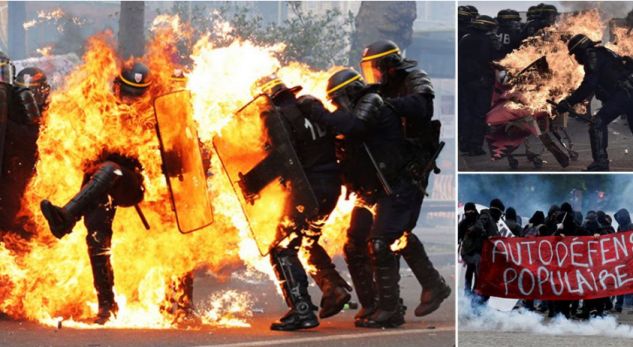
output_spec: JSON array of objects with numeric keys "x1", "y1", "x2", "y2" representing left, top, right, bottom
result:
[{"x1": 368, "y1": 238, "x2": 397, "y2": 265}]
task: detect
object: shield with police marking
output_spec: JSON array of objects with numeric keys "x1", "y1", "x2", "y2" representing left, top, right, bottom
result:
[
  {"x1": 213, "y1": 94, "x2": 319, "y2": 256},
  {"x1": 0, "y1": 82, "x2": 9, "y2": 177},
  {"x1": 153, "y1": 90, "x2": 214, "y2": 233}
]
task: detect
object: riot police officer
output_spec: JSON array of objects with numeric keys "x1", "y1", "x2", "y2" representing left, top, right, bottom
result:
[
  {"x1": 15, "y1": 67, "x2": 51, "y2": 114},
  {"x1": 0, "y1": 55, "x2": 44, "y2": 237},
  {"x1": 495, "y1": 9, "x2": 524, "y2": 58},
  {"x1": 459, "y1": 15, "x2": 502, "y2": 155},
  {"x1": 302, "y1": 69, "x2": 424, "y2": 328},
  {"x1": 40, "y1": 62, "x2": 152, "y2": 324},
  {"x1": 556, "y1": 34, "x2": 633, "y2": 171},
  {"x1": 522, "y1": 3, "x2": 559, "y2": 40},
  {"x1": 252, "y1": 75, "x2": 351, "y2": 331},
  {"x1": 359, "y1": 40, "x2": 451, "y2": 317},
  {"x1": 458, "y1": 5, "x2": 479, "y2": 41}
]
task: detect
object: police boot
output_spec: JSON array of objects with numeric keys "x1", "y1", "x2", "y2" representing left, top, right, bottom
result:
[
  {"x1": 308, "y1": 243, "x2": 352, "y2": 319},
  {"x1": 270, "y1": 249, "x2": 319, "y2": 331},
  {"x1": 585, "y1": 126, "x2": 609, "y2": 171},
  {"x1": 539, "y1": 133, "x2": 569, "y2": 168},
  {"x1": 90, "y1": 254, "x2": 118, "y2": 325},
  {"x1": 356, "y1": 239, "x2": 404, "y2": 329},
  {"x1": 399, "y1": 233, "x2": 452, "y2": 317},
  {"x1": 41, "y1": 162, "x2": 121, "y2": 239},
  {"x1": 344, "y1": 242, "x2": 377, "y2": 322}
]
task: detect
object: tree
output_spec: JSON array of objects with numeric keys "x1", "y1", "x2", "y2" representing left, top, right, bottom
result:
[
  {"x1": 118, "y1": 1, "x2": 145, "y2": 59},
  {"x1": 349, "y1": 1, "x2": 417, "y2": 67}
]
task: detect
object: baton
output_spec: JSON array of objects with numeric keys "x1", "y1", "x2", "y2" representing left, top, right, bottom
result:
[
  {"x1": 363, "y1": 143, "x2": 393, "y2": 196},
  {"x1": 135, "y1": 204, "x2": 151, "y2": 230},
  {"x1": 546, "y1": 99, "x2": 593, "y2": 124}
]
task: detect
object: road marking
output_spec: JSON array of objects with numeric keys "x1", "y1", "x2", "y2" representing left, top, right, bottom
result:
[{"x1": 196, "y1": 326, "x2": 454, "y2": 347}]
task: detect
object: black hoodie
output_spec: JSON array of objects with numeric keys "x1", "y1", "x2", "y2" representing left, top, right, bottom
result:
[{"x1": 614, "y1": 208, "x2": 633, "y2": 232}]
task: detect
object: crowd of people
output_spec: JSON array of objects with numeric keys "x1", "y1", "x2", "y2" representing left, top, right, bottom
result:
[
  {"x1": 458, "y1": 4, "x2": 633, "y2": 172},
  {"x1": 459, "y1": 198, "x2": 633, "y2": 319}
]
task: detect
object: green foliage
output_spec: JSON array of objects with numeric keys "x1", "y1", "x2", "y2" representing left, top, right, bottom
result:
[{"x1": 156, "y1": 1, "x2": 354, "y2": 69}]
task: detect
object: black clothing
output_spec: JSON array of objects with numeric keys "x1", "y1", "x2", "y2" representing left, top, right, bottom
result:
[
  {"x1": 495, "y1": 22, "x2": 523, "y2": 57},
  {"x1": 615, "y1": 208, "x2": 633, "y2": 231}
]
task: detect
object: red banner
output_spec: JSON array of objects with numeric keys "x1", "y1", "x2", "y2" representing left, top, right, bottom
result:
[{"x1": 476, "y1": 231, "x2": 633, "y2": 300}]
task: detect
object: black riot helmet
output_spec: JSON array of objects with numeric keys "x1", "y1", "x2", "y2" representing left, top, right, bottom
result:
[
  {"x1": 540, "y1": 4, "x2": 559, "y2": 25},
  {"x1": 526, "y1": 6, "x2": 539, "y2": 21},
  {"x1": 326, "y1": 68, "x2": 366, "y2": 111},
  {"x1": 458, "y1": 5, "x2": 478, "y2": 24},
  {"x1": 0, "y1": 51, "x2": 14, "y2": 84},
  {"x1": 114, "y1": 61, "x2": 152, "y2": 100},
  {"x1": 567, "y1": 33, "x2": 598, "y2": 63},
  {"x1": 471, "y1": 15, "x2": 497, "y2": 33},
  {"x1": 15, "y1": 67, "x2": 51, "y2": 111},
  {"x1": 252, "y1": 73, "x2": 302, "y2": 101},
  {"x1": 360, "y1": 40, "x2": 416, "y2": 85},
  {"x1": 497, "y1": 9, "x2": 521, "y2": 26}
]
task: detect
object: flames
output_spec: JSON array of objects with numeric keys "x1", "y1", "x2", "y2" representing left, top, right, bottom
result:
[
  {"x1": 0, "y1": 16, "x2": 353, "y2": 329},
  {"x1": 499, "y1": 10, "x2": 604, "y2": 113}
]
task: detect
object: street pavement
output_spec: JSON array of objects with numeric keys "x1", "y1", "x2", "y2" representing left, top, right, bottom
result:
[
  {"x1": 0, "y1": 227, "x2": 455, "y2": 347},
  {"x1": 459, "y1": 114, "x2": 633, "y2": 172}
]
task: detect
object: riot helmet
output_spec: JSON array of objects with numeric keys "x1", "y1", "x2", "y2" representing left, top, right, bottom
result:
[
  {"x1": 15, "y1": 67, "x2": 51, "y2": 111},
  {"x1": 567, "y1": 33, "x2": 598, "y2": 64},
  {"x1": 360, "y1": 40, "x2": 415, "y2": 85},
  {"x1": 540, "y1": 4, "x2": 559, "y2": 25},
  {"x1": 526, "y1": 6, "x2": 539, "y2": 21},
  {"x1": 497, "y1": 9, "x2": 521, "y2": 26},
  {"x1": 458, "y1": 5, "x2": 478, "y2": 24},
  {"x1": 326, "y1": 68, "x2": 366, "y2": 111},
  {"x1": 252, "y1": 74, "x2": 302, "y2": 101},
  {"x1": 471, "y1": 15, "x2": 497, "y2": 33},
  {"x1": 114, "y1": 61, "x2": 152, "y2": 101},
  {"x1": 0, "y1": 51, "x2": 14, "y2": 84}
]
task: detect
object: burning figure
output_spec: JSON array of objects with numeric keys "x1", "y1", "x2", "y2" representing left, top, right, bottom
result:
[
  {"x1": 555, "y1": 34, "x2": 633, "y2": 171},
  {"x1": 39, "y1": 62, "x2": 151, "y2": 324}
]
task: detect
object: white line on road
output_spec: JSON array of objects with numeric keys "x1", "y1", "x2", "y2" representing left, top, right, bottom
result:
[{"x1": 196, "y1": 326, "x2": 455, "y2": 347}]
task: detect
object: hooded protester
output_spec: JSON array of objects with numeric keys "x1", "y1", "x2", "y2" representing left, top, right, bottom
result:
[
  {"x1": 459, "y1": 202, "x2": 479, "y2": 295},
  {"x1": 523, "y1": 210, "x2": 545, "y2": 237},
  {"x1": 614, "y1": 208, "x2": 633, "y2": 312},
  {"x1": 504, "y1": 207, "x2": 522, "y2": 237}
]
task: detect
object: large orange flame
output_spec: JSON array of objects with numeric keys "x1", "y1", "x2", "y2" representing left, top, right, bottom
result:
[{"x1": 0, "y1": 16, "x2": 353, "y2": 329}]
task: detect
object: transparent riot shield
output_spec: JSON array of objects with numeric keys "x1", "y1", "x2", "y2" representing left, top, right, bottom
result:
[
  {"x1": 213, "y1": 94, "x2": 319, "y2": 256},
  {"x1": 153, "y1": 90, "x2": 214, "y2": 233}
]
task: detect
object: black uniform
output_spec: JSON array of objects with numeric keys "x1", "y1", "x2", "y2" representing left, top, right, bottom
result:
[
  {"x1": 267, "y1": 89, "x2": 349, "y2": 330},
  {"x1": 379, "y1": 65, "x2": 451, "y2": 317},
  {"x1": 560, "y1": 45, "x2": 633, "y2": 171},
  {"x1": 306, "y1": 87, "x2": 422, "y2": 328},
  {"x1": 495, "y1": 21, "x2": 523, "y2": 58},
  {"x1": 458, "y1": 24, "x2": 502, "y2": 154},
  {"x1": 458, "y1": 203, "x2": 479, "y2": 296},
  {"x1": 0, "y1": 83, "x2": 41, "y2": 237}
]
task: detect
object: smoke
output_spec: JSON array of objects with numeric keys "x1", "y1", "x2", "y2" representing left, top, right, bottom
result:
[
  {"x1": 458, "y1": 287, "x2": 633, "y2": 338},
  {"x1": 459, "y1": 174, "x2": 633, "y2": 228},
  {"x1": 560, "y1": 1, "x2": 633, "y2": 20}
]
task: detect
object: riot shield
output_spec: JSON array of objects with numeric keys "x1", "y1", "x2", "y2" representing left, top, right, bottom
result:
[
  {"x1": 0, "y1": 82, "x2": 9, "y2": 177},
  {"x1": 213, "y1": 94, "x2": 319, "y2": 256},
  {"x1": 153, "y1": 90, "x2": 214, "y2": 233}
]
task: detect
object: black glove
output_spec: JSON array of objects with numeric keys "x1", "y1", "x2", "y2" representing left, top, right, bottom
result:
[
  {"x1": 297, "y1": 95, "x2": 327, "y2": 123},
  {"x1": 556, "y1": 99, "x2": 573, "y2": 114}
]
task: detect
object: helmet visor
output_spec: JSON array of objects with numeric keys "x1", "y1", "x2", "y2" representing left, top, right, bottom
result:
[
  {"x1": 360, "y1": 60, "x2": 381, "y2": 84},
  {"x1": 0, "y1": 63, "x2": 13, "y2": 84}
]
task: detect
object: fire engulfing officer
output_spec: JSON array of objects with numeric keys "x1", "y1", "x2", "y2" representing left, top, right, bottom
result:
[
  {"x1": 359, "y1": 40, "x2": 451, "y2": 317},
  {"x1": 300, "y1": 69, "x2": 429, "y2": 328},
  {"x1": 0, "y1": 55, "x2": 47, "y2": 237},
  {"x1": 458, "y1": 5, "x2": 479, "y2": 41},
  {"x1": 458, "y1": 15, "x2": 503, "y2": 155},
  {"x1": 495, "y1": 9, "x2": 524, "y2": 58},
  {"x1": 252, "y1": 75, "x2": 352, "y2": 331},
  {"x1": 39, "y1": 62, "x2": 151, "y2": 324},
  {"x1": 556, "y1": 34, "x2": 633, "y2": 171}
]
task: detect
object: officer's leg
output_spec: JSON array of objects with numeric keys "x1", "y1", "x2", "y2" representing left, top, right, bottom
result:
[
  {"x1": 357, "y1": 187, "x2": 419, "y2": 328},
  {"x1": 41, "y1": 162, "x2": 123, "y2": 238},
  {"x1": 344, "y1": 205, "x2": 376, "y2": 322},
  {"x1": 302, "y1": 175, "x2": 351, "y2": 319},
  {"x1": 270, "y1": 229, "x2": 318, "y2": 331},
  {"x1": 398, "y1": 192, "x2": 450, "y2": 317},
  {"x1": 587, "y1": 98, "x2": 626, "y2": 171},
  {"x1": 85, "y1": 197, "x2": 118, "y2": 325},
  {"x1": 468, "y1": 85, "x2": 493, "y2": 155}
]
